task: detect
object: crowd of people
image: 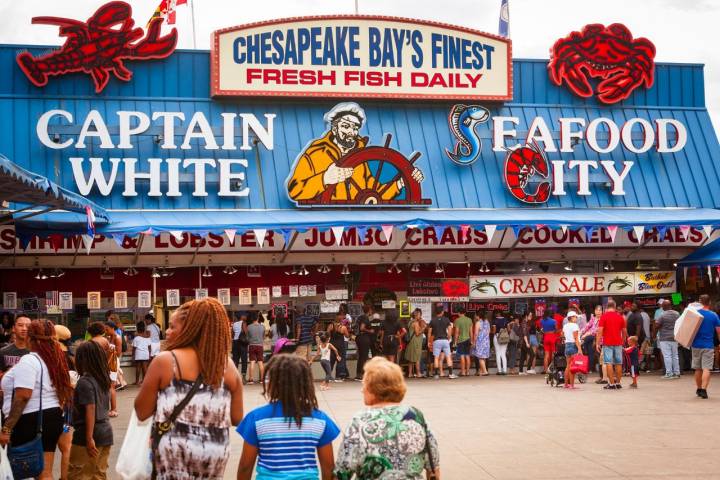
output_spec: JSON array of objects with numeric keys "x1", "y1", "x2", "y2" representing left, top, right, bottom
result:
[{"x1": 0, "y1": 293, "x2": 718, "y2": 478}]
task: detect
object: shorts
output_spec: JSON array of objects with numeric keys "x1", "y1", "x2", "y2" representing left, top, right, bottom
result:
[
  {"x1": 150, "y1": 342, "x2": 161, "y2": 357},
  {"x1": 249, "y1": 344, "x2": 264, "y2": 362},
  {"x1": 529, "y1": 335, "x2": 539, "y2": 348},
  {"x1": 382, "y1": 336, "x2": 399, "y2": 356},
  {"x1": 11, "y1": 407, "x2": 64, "y2": 452},
  {"x1": 543, "y1": 333, "x2": 557, "y2": 354},
  {"x1": 692, "y1": 348, "x2": 715, "y2": 370},
  {"x1": 456, "y1": 340, "x2": 471, "y2": 356},
  {"x1": 109, "y1": 371, "x2": 118, "y2": 383},
  {"x1": 432, "y1": 339, "x2": 451, "y2": 358},
  {"x1": 565, "y1": 343, "x2": 578, "y2": 357},
  {"x1": 602, "y1": 345, "x2": 623, "y2": 365}
]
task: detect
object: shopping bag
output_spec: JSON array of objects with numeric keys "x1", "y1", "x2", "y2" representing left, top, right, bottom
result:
[
  {"x1": 115, "y1": 410, "x2": 153, "y2": 480},
  {"x1": 569, "y1": 354, "x2": 589, "y2": 374},
  {"x1": 674, "y1": 306, "x2": 703, "y2": 349},
  {"x1": 0, "y1": 446, "x2": 14, "y2": 480}
]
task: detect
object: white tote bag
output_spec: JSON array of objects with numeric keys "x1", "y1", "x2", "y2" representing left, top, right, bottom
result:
[
  {"x1": 0, "y1": 446, "x2": 14, "y2": 480},
  {"x1": 115, "y1": 410, "x2": 153, "y2": 480}
]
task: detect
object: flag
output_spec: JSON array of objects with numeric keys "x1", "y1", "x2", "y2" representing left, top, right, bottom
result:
[
  {"x1": 148, "y1": 0, "x2": 187, "y2": 27},
  {"x1": 499, "y1": 0, "x2": 510, "y2": 38},
  {"x1": 85, "y1": 206, "x2": 96, "y2": 237},
  {"x1": 46, "y1": 291, "x2": 59, "y2": 308}
]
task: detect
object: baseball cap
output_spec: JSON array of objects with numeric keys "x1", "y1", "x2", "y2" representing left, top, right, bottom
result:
[
  {"x1": 54, "y1": 325, "x2": 71, "y2": 351},
  {"x1": 657, "y1": 298, "x2": 665, "y2": 305},
  {"x1": 566, "y1": 311, "x2": 578, "y2": 318}
]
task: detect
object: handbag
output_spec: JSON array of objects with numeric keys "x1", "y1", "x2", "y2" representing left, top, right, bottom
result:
[
  {"x1": 570, "y1": 353, "x2": 589, "y2": 374},
  {"x1": 115, "y1": 410, "x2": 153, "y2": 480},
  {"x1": 497, "y1": 328, "x2": 510, "y2": 345},
  {"x1": 0, "y1": 446, "x2": 13, "y2": 480},
  {"x1": 8, "y1": 354, "x2": 44, "y2": 480}
]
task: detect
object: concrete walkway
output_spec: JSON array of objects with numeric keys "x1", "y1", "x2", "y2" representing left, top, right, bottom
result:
[{"x1": 72, "y1": 372, "x2": 720, "y2": 479}]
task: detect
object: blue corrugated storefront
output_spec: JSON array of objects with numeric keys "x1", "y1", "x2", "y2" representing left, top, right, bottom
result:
[{"x1": 1, "y1": 15, "x2": 719, "y2": 310}]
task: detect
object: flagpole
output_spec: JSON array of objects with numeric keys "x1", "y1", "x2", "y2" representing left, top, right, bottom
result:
[
  {"x1": 354, "y1": 0, "x2": 359, "y2": 15},
  {"x1": 190, "y1": 0, "x2": 198, "y2": 49}
]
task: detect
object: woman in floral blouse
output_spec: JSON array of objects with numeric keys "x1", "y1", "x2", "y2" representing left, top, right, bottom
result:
[{"x1": 334, "y1": 357, "x2": 440, "y2": 479}]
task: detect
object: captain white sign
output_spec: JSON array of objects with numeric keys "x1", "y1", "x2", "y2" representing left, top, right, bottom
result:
[
  {"x1": 469, "y1": 271, "x2": 677, "y2": 299},
  {"x1": 212, "y1": 16, "x2": 512, "y2": 100}
]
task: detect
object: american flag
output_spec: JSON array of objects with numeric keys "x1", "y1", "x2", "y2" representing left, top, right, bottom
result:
[{"x1": 46, "y1": 291, "x2": 59, "y2": 309}]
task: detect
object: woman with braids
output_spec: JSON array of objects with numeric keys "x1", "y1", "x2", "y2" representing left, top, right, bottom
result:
[
  {"x1": 135, "y1": 298, "x2": 244, "y2": 479},
  {"x1": 236, "y1": 354, "x2": 340, "y2": 480},
  {"x1": 68, "y1": 341, "x2": 113, "y2": 479},
  {"x1": 0, "y1": 319, "x2": 73, "y2": 480}
]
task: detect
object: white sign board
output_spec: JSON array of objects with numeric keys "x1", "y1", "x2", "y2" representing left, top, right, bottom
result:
[
  {"x1": 2, "y1": 292, "x2": 17, "y2": 310},
  {"x1": 217, "y1": 288, "x2": 231, "y2": 306},
  {"x1": 239, "y1": 288, "x2": 252, "y2": 305},
  {"x1": 59, "y1": 292, "x2": 73, "y2": 310},
  {"x1": 212, "y1": 16, "x2": 512, "y2": 100},
  {"x1": 257, "y1": 287, "x2": 271, "y2": 305},
  {"x1": 138, "y1": 291, "x2": 152, "y2": 309},
  {"x1": 166, "y1": 289, "x2": 180, "y2": 307},
  {"x1": 87, "y1": 292, "x2": 102, "y2": 310},
  {"x1": 469, "y1": 271, "x2": 676, "y2": 299},
  {"x1": 114, "y1": 291, "x2": 128, "y2": 309}
]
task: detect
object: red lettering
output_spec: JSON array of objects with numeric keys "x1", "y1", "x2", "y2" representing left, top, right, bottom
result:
[
  {"x1": 0, "y1": 229, "x2": 15, "y2": 249},
  {"x1": 406, "y1": 228, "x2": 421, "y2": 246},
  {"x1": 208, "y1": 233, "x2": 223, "y2": 248},
  {"x1": 499, "y1": 279, "x2": 513, "y2": 294},
  {"x1": 512, "y1": 278, "x2": 525, "y2": 294},
  {"x1": 240, "y1": 232, "x2": 255, "y2": 247},
  {"x1": 155, "y1": 236, "x2": 169, "y2": 248},
  {"x1": 304, "y1": 230, "x2": 318, "y2": 247},
  {"x1": 537, "y1": 277, "x2": 549, "y2": 293}
]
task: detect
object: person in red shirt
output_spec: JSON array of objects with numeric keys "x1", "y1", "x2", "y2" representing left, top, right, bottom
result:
[{"x1": 596, "y1": 300, "x2": 628, "y2": 390}]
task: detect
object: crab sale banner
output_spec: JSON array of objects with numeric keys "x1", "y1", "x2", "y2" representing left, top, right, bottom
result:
[
  {"x1": 407, "y1": 278, "x2": 470, "y2": 302},
  {"x1": 469, "y1": 271, "x2": 676, "y2": 299},
  {"x1": 212, "y1": 16, "x2": 511, "y2": 100}
]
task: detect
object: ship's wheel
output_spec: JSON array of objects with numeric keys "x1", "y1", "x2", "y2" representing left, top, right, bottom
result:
[{"x1": 317, "y1": 134, "x2": 431, "y2": 206}]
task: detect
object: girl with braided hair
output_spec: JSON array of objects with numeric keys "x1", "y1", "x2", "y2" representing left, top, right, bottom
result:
[
  {"x1": 0, "y1": 319, "x2": 72, "y2": 480},
  {"x1": 236, "y1": 354, "x2": 340, "y2": 480},
  {"x1": 68, "y1": 341, "x2": 114, "y2": 479},
  {"x1": 135, "y1": 297, "x2": 244, "y2": 479}
]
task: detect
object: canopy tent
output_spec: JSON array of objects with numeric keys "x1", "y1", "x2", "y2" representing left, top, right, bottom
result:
[
  {"x1": 0, "y1": 154, "x2": 108, "y2": 224},
  {"x1": 677, "y1": 237, "x2": 720, "y2": 266},
  {"x1": 12, "y1": 207, "x2": 720, "y2": 241}
]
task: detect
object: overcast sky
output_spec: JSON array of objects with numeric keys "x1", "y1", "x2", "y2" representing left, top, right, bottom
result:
[{"x1": 0, "y1": 0, "x2": 718, "y2": 128}]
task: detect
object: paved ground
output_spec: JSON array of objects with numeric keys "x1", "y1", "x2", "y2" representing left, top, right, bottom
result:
[{"x1": 59, "y1": 372, "x2": 720, "y2": 479}]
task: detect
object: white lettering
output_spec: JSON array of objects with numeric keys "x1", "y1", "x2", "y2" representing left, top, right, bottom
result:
[
  {"x1": 117, "y1": 111, "x2": 151, "y2": 149},
  {"x1": 586, "y1": 118, "x2": 620, "y2": 154},
  {"x1": 36, "y1": 110, "x2": 73, "y2": 149},
  {"x1": 559, "y1": 118, "x2": 586, "y2": 152},
  {"x1": 69, "y1": 157, "x2": 120, "y2": 196},
  {"x1": 165, "y1": 158, "x2": 182, "y2": 196},
  {"x1": 492, "y1": 116, "x2": 520, "y2": 151},
  {"x1": 76, "y1": 110, "x2": 114, "y2": 149},
  {"x1": 656, "y1": 119, "x2": 687, "y2": 153},
  {"x1": 180, "y1": 112, "x2": 219, "y2": 150},
  {"x1": 221, "y1": 113, "x2": 236, "y2": 150},
  {"x1": 151, "y1": 112, "x2": 185, "y2": 149},
  {"x1": 601, "y1": 161, "x2": 634, "y2": 195},
  {"x1": 122, "y1": 158, "x2": 163, "y2": 196},
  {"x1": 621, "y1": 118, "x2": 654, "y2": 153},
  {"x1": 239, "y1": 113, "x2": 275, "y2": 150},
  {"x1": 551, "y1": 160, "x2": 566, "y2": 195},
  {"x1": 218, "y1": 159, "x2": 250, "y2": 196},
  {"x1": 568, "y1": 160, "x2": 597, "y2": 195},
  {"x1": 182, "y1": 158, "x2": 216, "y2": 196},
  {"x1": 525, "y1": 117, "x2": 556, "y2": 152}
]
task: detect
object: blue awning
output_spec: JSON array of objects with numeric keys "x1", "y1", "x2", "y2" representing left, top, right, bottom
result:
[
  {"x1": 0, "y1": 154, "x2": 108, "y2": 221},
  {"x1": 12, "y1": 207, "x2": 720, "y2": 239},
  {"x1": 678, "y1": 237, "x2": 720, "y2": 266}
]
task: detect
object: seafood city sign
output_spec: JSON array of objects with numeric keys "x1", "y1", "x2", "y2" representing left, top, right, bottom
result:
[
  {"x1": 469, "y1": 271, "x2": 676, "y2": 299},
  {"x1": 211, "y1": 16, "x2": 512, "y2": 100}
]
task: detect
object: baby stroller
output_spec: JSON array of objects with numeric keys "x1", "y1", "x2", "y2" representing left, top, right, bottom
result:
[
  {"x1": 546, "y1": 352, "x2": 587, "y2": 387},
  {"x1": 546, "y1": 353, "x2": 566, "y2": 387}
]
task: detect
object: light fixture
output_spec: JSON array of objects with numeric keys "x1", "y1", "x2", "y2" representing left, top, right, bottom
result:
[
  {"x1": 285, "y1": 266, "x2": 297, "y2": 275},
  {"x1": 317, "y1": 265, "x2": 331, "y2": 274},
  {"x1": 151, "y1": 268, "x2": 161, "y2": 278},
  {"x1": 479, "y1": 262, "x2": 490, "y2": 273},
  {"x1": 521, "y1": 261, "x2": 532, "y2": 273},
  {"x1": 435, "y1": 263, "x2": 444, "y2": 274},
  {"x1": 40, "y1": 270, "x2": 48, "y2": 280},
  {"x1": 387, "y1": 264, "x2": 402, "y2": 274},
  {"x1": 411, "y1": 263, "x2": 420, "y2": 273},
  {"x1": 55, "y1": 268, "x2": 65, "y2": 278},
  {"x1": 672, "y1": 261, "x2": 678, "y2": 268},
  {"x1": 35, "y1": 269, "x2": 44, "y2": 280},
  {"x1": 223, "y1": 265, "x2": 238, "y2": 275},
  {"x1": 202, "y1": 266, "x2": 212, "y2": 277},
  {"x1": 300, "y1": 265, "x2": 310, "y2": 276},
  {"x1": 123, "y1": 267, "x2": 138, "y2": 276},
  {"x1": 101, "y1": 260, "x2": 111, "y2": 275},
  {"x1": 341, "y1": 264, "x2": 350, "y2": 275},
  {"x1": 603, "y1": 261, "x2": 614, "y2": 272},
  {"x1": 563, "y1": 262, "x2": 573, "y2": 272}
]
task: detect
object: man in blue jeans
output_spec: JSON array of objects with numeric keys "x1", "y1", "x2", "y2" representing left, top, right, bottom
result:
[
  {"x1": 596, "y1": 300, "x2": 628, "y2": 390},
  {"x1": 427, "y1": 305, "x2": 456, "y2": 379},
  {"x1": 693, "y1": 295, "x2": 720, "y2": 399}
]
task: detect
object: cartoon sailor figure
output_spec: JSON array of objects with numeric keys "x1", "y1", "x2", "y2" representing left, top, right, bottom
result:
[{"x1": 287, "y1": 102, "x2": 425, "y2": 204}]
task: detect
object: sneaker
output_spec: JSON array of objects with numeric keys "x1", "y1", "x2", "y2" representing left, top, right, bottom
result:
[
  {"x1": 527, "y1": 369, "x2": 536, "y2": 374},
  {"x1": 630, "y1": 383, "x2": 638, "y2": 389},
  {"x1": 661, "y1": 374, "x2": 673, "y2": 379},
  {"x1": 434, "y1": 374, "x2": 440, "y2": 380},
  {"x1": 448, "y1": 374, "x2": 458, "y2": 379},
  {"x1": 615, "y1": 384, "x2": 623, "y2": 389},
  {"x1": 671, "y1": 374, "x2": 681, "y2": 379},
  {"x1": 595, "y1": 379, "x2": 608, "y2": 385},
  {"x1": 519, "y1": 372, "x2": 527, "y2": 376},
  {"x1": 353, "y1": 377, "x2": 363, "y2": 382},
  {"x1": 696, "y1": 388, "x2": 702, "y2": 397},
  {"x1": 699, "y1": 389, "x2": 709, "y2": 399},
  {"x1": 603, "y1": 384, "x2": 616, "y2": 390},
  {"x1": 334, "y1": 378, "x2": 345, "y2": 383}
]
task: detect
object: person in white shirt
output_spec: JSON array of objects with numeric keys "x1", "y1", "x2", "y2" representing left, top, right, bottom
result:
[
  {"x1": 562, "y1": 311, "x2": 583, "y2": 389},
  {"x1": 145, "y1": 313, "x2": 162, "y2": 359},
  {"x1": 132, "y1": 322, "x2": 152, "y2": 385}
]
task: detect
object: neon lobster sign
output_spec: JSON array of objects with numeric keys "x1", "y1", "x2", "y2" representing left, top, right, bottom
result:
[{"x1": 16, "y1": 1, "x2": 177, "y2": 93}]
